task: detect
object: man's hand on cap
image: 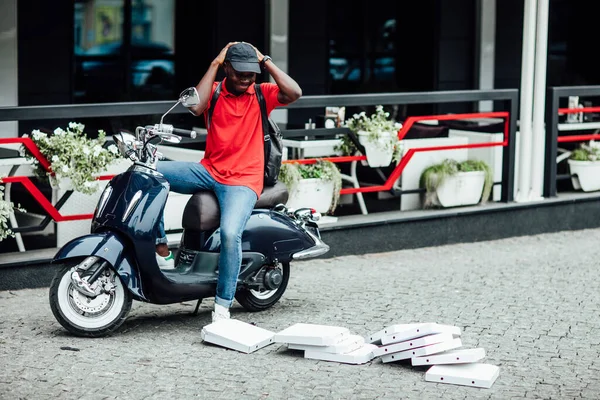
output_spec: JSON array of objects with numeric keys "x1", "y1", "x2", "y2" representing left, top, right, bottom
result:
[
  {"x1": 247, "y1": 43, "x2": 265, "y2": 62},
  {"x1": 215, "y1": 41, "x2": 240, "y2": 66}
]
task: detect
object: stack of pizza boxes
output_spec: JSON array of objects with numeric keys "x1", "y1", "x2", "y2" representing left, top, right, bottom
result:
[
  {"x1": 273, "y1": 323, "x2": 378, "y2": 365},
  {"x1": 367, "y1": 322, "x2": 499, "y2": 389},
  {"x1": 203, "y1": 320, "x2": 500, "y2": 389}
]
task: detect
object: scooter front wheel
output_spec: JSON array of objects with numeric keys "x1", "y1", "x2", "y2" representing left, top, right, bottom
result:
[
  {"x1": 235, "y1": 262, "x2": 290, "y2": 311},
  {"x1": 49, "y1": 260, "x2": 132, "y2": 338}
]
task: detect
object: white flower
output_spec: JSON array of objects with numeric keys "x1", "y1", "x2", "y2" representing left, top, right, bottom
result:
[
  {"x1": 69, "y1": 122, "x2": 85, "y2": 132},
  {"x1": 108, "y1": 144, "x2": 118, "y2": 155},
  {"x1": 31, "y1": 130, "x2": 46, "y2": 141},
  {"x1": 345, "y1": 105, "x2": 399, "y2": 134},
  {"x1": 339, "y1": 105, "x2": 403, "y2": 162},
  {"x1": 20, "y1": 122, "x2": 123, "y2": 196},
  {"x1": 0, "y1": 185, "x2": 23, "y2": 239}
]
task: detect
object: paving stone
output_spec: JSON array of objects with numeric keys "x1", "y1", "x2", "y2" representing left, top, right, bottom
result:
[{"x1": 2, "y1": 228, "x2": 600, "y2": 398}]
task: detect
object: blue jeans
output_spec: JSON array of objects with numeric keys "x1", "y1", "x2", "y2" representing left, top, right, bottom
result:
[{"x1": 156, "y1": 161, "x2": 258, "y2": 308}]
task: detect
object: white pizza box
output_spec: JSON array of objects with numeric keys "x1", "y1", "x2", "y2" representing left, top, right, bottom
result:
[
  {"x1": 273, "y1": 323, "x2": 350, "y2": 346},
  {"x1": 425, "y1": 363, "x2": 499, "y2": 389},
  {"x1": 200, "y1": 319, "x2": 275, "y2": 354},
  {"x1": 367, "y1": 323, "x2": 425, "y2": 344},
  {"x1": 304, "y1": 343, "x2": 378, "y2": 365},
  {"x1": 373, "y1": 332, "x2": 453, "y2": 357},
  {"x1": 288, "y1": 334, "x2": 365, "y2": 354},
  {"x1": 380, "y1": 323, "x2": 461, "y2": 345},
  {"x1": 412, "y1": 348, "x2": 486, "y2": 366},
  {"x1": 380, "y1": 338, "x2": 463, "y2": 363}
]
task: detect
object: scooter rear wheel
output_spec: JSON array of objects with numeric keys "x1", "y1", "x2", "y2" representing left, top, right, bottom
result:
[
  {"x1": 235, "y1": 262, "x2": 290, "y2": 311},
  {"x1": 49, "y1": 260, "x2": 132, "y2": 338}
]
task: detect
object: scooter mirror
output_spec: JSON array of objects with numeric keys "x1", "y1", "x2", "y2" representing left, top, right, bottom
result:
[{"x1": 179, "y1": 87, "x2": 200, "y2": 107}]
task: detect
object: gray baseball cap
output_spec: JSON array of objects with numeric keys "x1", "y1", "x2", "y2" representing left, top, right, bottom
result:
[{"x1": 225, "y1": 43, "x2": 261, "y2": 73}]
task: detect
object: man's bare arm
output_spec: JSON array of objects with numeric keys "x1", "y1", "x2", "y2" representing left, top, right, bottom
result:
[
  {"x1": 187, "y1": 42, "x2": 239, "y2": 115},
  {"x1": 250, "y1": 44, "x2": 302, "y2": 104}
]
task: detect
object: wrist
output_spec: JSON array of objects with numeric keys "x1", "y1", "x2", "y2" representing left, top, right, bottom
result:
[{"x1": 261, "y1": 55, "x2": 272, "y2": 69}]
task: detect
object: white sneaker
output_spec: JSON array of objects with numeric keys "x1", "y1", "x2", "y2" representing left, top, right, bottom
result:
[
  {"x1": 211, "y1": 303, "x2": 230, "y2": 323},
  {"x1": 156, "y1": 251, "x2": 175, "y2": 269}
]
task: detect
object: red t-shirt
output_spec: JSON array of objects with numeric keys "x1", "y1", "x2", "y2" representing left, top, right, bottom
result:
[{"x1": 201, "y1": 79, "x2": 284, "y2": 197}]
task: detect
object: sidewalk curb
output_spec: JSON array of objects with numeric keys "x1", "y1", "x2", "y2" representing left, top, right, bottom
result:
[{"x1": 3, "y1": 193, "x2": 600, "y2": 291}]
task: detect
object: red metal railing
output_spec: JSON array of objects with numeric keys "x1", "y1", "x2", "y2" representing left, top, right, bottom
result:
[
  {"x1": 0, "y1": 137, "x2": 113, "y2": 221},
  {"x1": 557, "y1": 106, "x2": 600, "y2": 143},
  {"x1": 1, "y1": 111, "x2": 509, "y2": 222},
  {"x1": 284, "y1": 111, "x2": 509, "y2": 195}
]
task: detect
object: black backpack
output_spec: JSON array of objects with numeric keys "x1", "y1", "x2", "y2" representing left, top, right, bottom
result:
[{"x1": 207, "y1": 82, "x2": 283, "y2": 187}]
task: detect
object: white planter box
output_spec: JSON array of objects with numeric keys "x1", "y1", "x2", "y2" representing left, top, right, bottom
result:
[
  {"x1": 285, "y1": 178, "x2": 334, "y2": 214},
  {"x1": 54, "y1": 159, "x2": 136, "y2": 247},
  {"x1": 54, "y1": 187, "x2": 103, "y2": 247},
  {"x1": 432, "y1": 171, "x2": 485, "y2": 208},
  {"x1": 567, "y1": 159, "x2": 600, "y2": 192},
  {"x1": 449, "y1": 130, "x2": 504, "y2": 201},
  {"x1": 357, "y1": 130, "x2": 395, "y2": 168},
  {"x1": 398, "y1": 137, "x2": 469, "y2": 211}
]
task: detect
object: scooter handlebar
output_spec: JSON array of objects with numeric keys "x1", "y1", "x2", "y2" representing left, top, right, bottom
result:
[
  {"x1": 149, "y1": 124, "x2": 197, "y2": 139},
  {"x1": 171, "y1": 127, "x2": 197, "y2": 139}
]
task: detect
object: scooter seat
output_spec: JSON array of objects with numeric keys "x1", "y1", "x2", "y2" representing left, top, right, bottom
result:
[{"x1": 181, "y1": 181, "x2": 289, "y2": 231}]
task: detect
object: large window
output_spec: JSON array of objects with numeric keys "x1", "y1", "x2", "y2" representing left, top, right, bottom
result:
[
  {"x1": 547, "y1": 0, "x2": 600, "y2": 87},
  {"x1": 74, "y1": 0, "x2": 175, "y2": 103},
  {"x1": 328, "y1": 1, "x2": 398, "y2": 94}
]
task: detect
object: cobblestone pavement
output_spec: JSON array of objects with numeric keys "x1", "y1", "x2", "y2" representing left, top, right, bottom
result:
[{"x1": 1, "y1": 227, "x2": 600, "y2": 400}]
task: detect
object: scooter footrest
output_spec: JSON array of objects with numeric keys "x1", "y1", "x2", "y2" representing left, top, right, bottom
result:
[{"x1": 161, "y1": 271, "x2": 218, "y2": 285}]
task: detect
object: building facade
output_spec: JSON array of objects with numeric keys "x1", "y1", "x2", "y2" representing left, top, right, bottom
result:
[
  {"x1": 1, "y1": 0, "x2": 600, "y2": 255},
  {"x1": 1, "y1": 0, "x2": 598, "y2": 134}
]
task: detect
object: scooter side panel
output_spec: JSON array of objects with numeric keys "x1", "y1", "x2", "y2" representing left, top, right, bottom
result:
[
  {"x1": 93, "y1": 169, "x2": 169, "y2": 244},
  {"x1": 52, "y1": 232, "x2": 146, "y2": 301},
  {"x1": 201, "y1": 210, "x2": 315, "y2": 263},
  {"x1": 92, "y1": 170, "x2": 217, "y2": 304}
]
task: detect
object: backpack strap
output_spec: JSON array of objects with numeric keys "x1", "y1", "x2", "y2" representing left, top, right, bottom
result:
[
  {"x1": 254, "y1": 83, "x2": 268, "y2": 137},
  {"x1": 206, "y1": 81, "x2": 222, "y2": 130},
  {"x1": 254, "y1": 83, "x2": 271, "y2": 167}
]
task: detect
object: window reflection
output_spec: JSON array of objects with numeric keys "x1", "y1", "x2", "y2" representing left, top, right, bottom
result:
[
  {"x1": 74, "y1": 0, "x2": 175, "y2": 103},
  {"x1": 328, "y1": 1, "x2": 397, "y2": 94}
]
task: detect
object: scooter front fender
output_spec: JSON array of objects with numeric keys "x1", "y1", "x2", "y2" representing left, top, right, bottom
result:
[{"x1": 52, "y1": 231, "x2": 146, "y2": 301}]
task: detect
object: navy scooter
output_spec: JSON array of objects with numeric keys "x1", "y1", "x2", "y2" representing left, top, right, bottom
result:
[{"x1": 48, "y1": 88, "x2": 329, "y2": 337}]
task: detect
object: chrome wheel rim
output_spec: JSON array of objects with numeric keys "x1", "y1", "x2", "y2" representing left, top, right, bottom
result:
[
  {"x1": 249, "y1": 288, "x2": 278, "y2": 300},
  {"x1": 249, "y1": 265, "x2": 285, "y2": 299},
  {"x1": 57, "y1": 267, "x2": 126, "y2": 329}
]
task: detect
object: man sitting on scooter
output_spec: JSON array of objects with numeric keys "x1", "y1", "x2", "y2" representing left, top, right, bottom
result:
[{"x1": 155, "y1": 41, "x2": 302, "y2": 323}]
